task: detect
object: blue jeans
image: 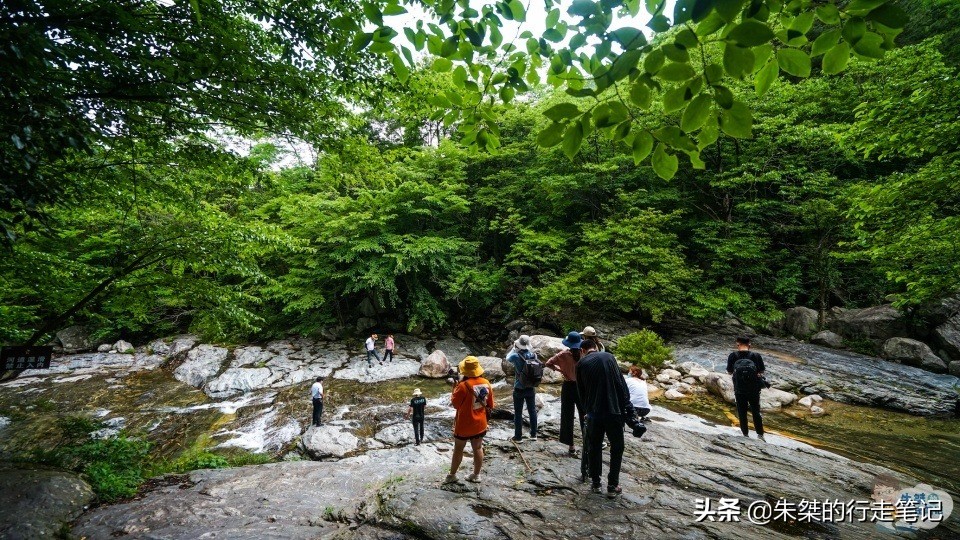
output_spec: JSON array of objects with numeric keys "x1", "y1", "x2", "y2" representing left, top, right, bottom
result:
[
  {"x1": 366, "y1": 349, "x2": 381, "y2": 365},
  {"x1": 513, "y1": 387, "x2": 537, "y2": 439}
]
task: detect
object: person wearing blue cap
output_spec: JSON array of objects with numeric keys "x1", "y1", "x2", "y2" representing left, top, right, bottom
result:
[{"x1": 546, "y1": 331, "x2": 586, "y2": 459}]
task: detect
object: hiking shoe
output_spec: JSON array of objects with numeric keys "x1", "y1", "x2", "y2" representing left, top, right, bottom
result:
[
  {"x1": 568, "y1": 448, "x2": 580, "y2": 457},
  {"x1": 591, "y1": 483, "x2": 602, "y2": 494},
  {"x1": 758, "y1": 434, "x2": 767, "y2": 442},
  {"x1": 443, "y1": 474, "x2": 459, "y2": 484},
  {"x1": 607, "y1": 485, "x2": 622, "y2": 499},
  {"x1": 466, "y1": 473, "x2": 481, "y2": 483},
  {"x1": 530, "y1": 435, "x2": 538, "y2": 442},
  {"x1": 579, "y1": 474, "x2": 588, "y2": 484},
  {"x1": 511, "y1": 436, "x2": 523, "y2": 443}
]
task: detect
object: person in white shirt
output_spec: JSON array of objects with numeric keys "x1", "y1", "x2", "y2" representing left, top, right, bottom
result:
[
  {"x1": 365, "y1": 333, "x2": 381, "y2": 366},
  {"x1": 310, "y1": 376, "x2": 324, "y2": 426},
  {"x1": 624, "y1": 366, "x2": 650, "y2": 420}
]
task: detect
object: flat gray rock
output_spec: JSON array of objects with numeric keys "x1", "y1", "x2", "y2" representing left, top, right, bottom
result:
[{"x1": 0, "y1": 464, "x2": 94, "y2": 540}]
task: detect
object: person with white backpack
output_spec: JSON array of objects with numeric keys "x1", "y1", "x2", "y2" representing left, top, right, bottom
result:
[{"x1": 506, "y1": 335, "x2": 543, "y2": 443}]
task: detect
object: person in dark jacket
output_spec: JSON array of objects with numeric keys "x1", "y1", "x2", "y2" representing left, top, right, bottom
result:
[
  {"x1": 576, "y1": 338, "x2": 633, "y2": 498},
  {"x1": 726, "y1": 336, "x2": 766, "y2": 442}
]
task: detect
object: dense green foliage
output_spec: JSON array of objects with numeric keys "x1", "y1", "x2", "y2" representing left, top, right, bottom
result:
[
  {"x1": 613, "y1": 330, "x2": 674, "y2": 369},
  {"x1": 0, "y1": 1, "x2": 957, "y2": 345}
]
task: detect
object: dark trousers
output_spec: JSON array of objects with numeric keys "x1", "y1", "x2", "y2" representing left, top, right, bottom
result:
[
  {"x1": 366, "y1": 349, "x2": 381, "y2": 365},
  {"x1": 312, "y1": 398, "x2": 323, "y2": 426},
  {"x1": 559, "y1": 381, "x2": 584, "y2": 446},
  {"x1": 412, "y1": 417, "x2": 424, "y2": 443},
  {"x1": 735, "y1": 392, "x2": 764, "y2": 436},
  {"x1": 586, "y1": 415, "x2": 625, "y2": 488},
  {"x1": 384, "y1": 349, "x2": 394, "y2": 362},
  {"x1": 513, "y1": 387, "x2": 537, "y2": 439}
]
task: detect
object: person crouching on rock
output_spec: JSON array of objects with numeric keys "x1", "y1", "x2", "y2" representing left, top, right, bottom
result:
[
  {"x1": 624, "y1": 366, "x2": 651, "y2": 421},
  {"x1": 726, "y1": 336, "x2": 766, "y2": 442},
  {"x1": 445, "y1": 356, "x2": 494, "y2": 484},
  {"x1": 310, "y1": 376, "x2": 324, "y2": 427},
  {"x1": 406, "y1": 388, "x2": 427, "y2": 445}
]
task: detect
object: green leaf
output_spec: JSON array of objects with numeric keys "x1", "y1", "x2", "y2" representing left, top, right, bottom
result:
[
  {"x1": 811, "y1": 29, "x2": 841, "y2": 57},
  {"x1": 719, "y1": 101, "x2": 752, "y2": 137},
  {"x1": 390, "y1": 54, "x2": 409, "y2": 83},
  {"x1": 681, "y1": 93, "x2": 713, "y2": 132},
  {"x1": 188, "y1": 0, "x2": 202, "y2": 24},
  {"x1": 546, "y1": 8, "x2": 561, "y2": 28},
  {"x1": 696, "y1": 13, "x2": 726, "y2": 37},
  {"x1": 644, "y1": 48, "x2": 665, "y2": 74},
  {"x1": 652, "y1": 143, "x2": 679, "y2": 179},
  {"x1": 383, "y1": 3, "x2": 407, "y2": 16},
  {"x1": 790, "y1": 12, "x2": 814, "y2": 34},
  {"x1": 363, "y1": 3, "x2": 383, "y2": 27},
  {"x1": 537, "y1": 123, "x2": 565, "y2": 147},
  {"x1": 658, "y1": 62, "x2": 696, "y2": 81},
  {"x1": 727, "y1": 20, "x2": 775, "y2": 47},
  {"x1": 508, "y1": 0, "x2": 526, "y2": 22},
  {"x1": 853, "y1": 31, "x2": 885, "y2": 58},
  {"x1": 632, "y1": 131, "x2": 654, "y2": 165},
  {"x1": 562, "y1": 122, "x2": 585, "y2": 159},
  {"x1": 612, "y1": 28, "x2": 647, "y2": 50},
  {"x1": 754, "y1": 58, "x2": 778, "y2": 95},
  {"x1": 715, "y1": 0, "x2": 745, "y2": 22},
  {"x1": 776, "y1": 48, "x2": 811, "y2": 77},
  {"x1": 432, "y1": 57, "x2": 453, "y2": 72},
  {"x1": 663, "y1": 87, "x2": 689, "y2": 113},
  {"x1": 648, "y1": 14, "x2": 671, "y2": 32},
  {"x1": 713, "y1": 85, "x2": 734, "y2": 109},
  {"x1": 723, "y1": 44, "x2": 755, "y2": 78},
  {"x1": 847, "y1": 0, "x2": 886, "y2": 15},
  {"x1": 543, "y1": 103, "x2": 581, "y2": 121},
  {"x1": 842, "y1": 18, "x2": 867, "y2": 45},
  {"x1": 630, "y1": 81, "x2": 653, "y2": 109},
  {"x1": 822, "y1": 42, "x2": 850, "y2": 74},
  {"x1": 691, "y1": 0, "x2": 716, "y2": 22},
  {"x1": 815, "y1": 4, "x2": 840, "y2": 24},
  {"x1": 664, "y1": 43, "x2": 690, "y2": 62},
  {"x1": 866, "y1": 4, "x2": 908, "y2": 29},
  {"x1": 569, "y1": 0, "x2": 596, "y2": 17},
  {"x1": 675, "y1": 29, "x2": 699, "y2": 49}
]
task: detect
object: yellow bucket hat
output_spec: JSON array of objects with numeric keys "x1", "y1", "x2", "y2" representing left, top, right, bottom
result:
[{"x1": 459, "y1": 356, "x2": 484, "y2": 378}]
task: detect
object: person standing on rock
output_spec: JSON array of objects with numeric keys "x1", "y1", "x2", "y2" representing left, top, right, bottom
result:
[
  {"x1": 445, "y1": 356, "x2": 494, "y2": 484},
  {"x1": 624, "y1": 366, "x2": 651, "y2": 421},
  {"x1": 406, "y1": 388, "x2": 427, "y2": 445},
  {"x1": 576, "y1": 338, "x2": 632, "y2": 498},
  {"x1": 506, "y1": 335, "x2": 541, "y2": 443},
  {"x1": 580, "y1": 326, "x2": 606, "y2": 351},
  {"x1": 546, "y1": 331, "x2": 585, "y2": 457},
  {"x1": 384, "y1": 334, "x2": 396, "y2": 362},
  {"x1": 726, "y1": 336, "x2": 766, "y2": 442},
  {"x1": 365, "y1": 333, "x2": 382, "y2": 366},
  {"x1": 310, "y1": 376, "x2": 324, "y2": 427}
]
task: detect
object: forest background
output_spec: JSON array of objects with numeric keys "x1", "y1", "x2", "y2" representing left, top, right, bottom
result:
[{"x1": 1, "y1": 0, "x2": 957, "y2": 345}]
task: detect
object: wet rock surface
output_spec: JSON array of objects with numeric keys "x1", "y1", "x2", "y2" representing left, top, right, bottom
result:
[
  {"x1": 0, "y1": 464, "x2": 94, "y2": 539},
  {"x1": 675, "y1": 334, "x2": 959, "y2": 417},
  {"x1": 71, "y1": 407, "x2": 960, "y2": 540}
]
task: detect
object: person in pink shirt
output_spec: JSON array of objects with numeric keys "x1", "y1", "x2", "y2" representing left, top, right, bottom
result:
[
  {"x1": 546, "y1": 331, "x2": 585, "y2": 458},
  {"x1": 384, "y1": 334, "x2": 396, "y2": 362}
]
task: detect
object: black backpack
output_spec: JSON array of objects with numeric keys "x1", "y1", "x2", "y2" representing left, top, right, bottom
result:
[
  {"x1": 518, "y1": 351, "x2": 544, "y2": 388},
  {"x1": 733, "y1": 353, "x2": 759, "y2": 394}
]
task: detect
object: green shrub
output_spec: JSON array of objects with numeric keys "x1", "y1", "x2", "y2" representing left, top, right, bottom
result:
[
  {"x1": 173, "y1": 451, "x2": 230, "y2": 472},
  {"x1": 613, "y1": 330, "x2": 673, "y2": 370}
]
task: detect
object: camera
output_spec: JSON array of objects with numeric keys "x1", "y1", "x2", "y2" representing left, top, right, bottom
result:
[
  {"x1": 625, "y1": 414, "x2": 647, "y2": 438},
  {"x1": 758, "y1": 375, "x2": 772, "y2": 389}
]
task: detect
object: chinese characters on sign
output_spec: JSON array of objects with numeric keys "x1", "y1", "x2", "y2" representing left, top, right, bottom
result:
[{"x1": 0, "y1": 346, "x2": 53, "y2": 370}]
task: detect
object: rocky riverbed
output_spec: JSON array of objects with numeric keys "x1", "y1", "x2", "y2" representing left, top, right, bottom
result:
[{"x1": 0, "y1": 331, "x2": 958, "y2": 538}]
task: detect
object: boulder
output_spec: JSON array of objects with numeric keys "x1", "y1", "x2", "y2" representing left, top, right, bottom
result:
[
  {"x1": 811, "y1": 330, "x2": 844, "y2": 349},
  {"x1": 56, "y1": 326, "x2": 93, "y2": 353},
  {"x1": 355, "y1": 317, "x2": 376, "y2": 332},
  {"x1": 432, "y1": 337, "x2": 473, "y2": 365},
  {"x1": 300, "y1": 423, "x2": 360, "y2": 459},
  {"x1": 528, "y1": 334, "x2": 565, "y2": 359},
  {"x1": 678, "y1": 361, "x2": 709, "y2": 379},
  {"x1": 951, "y1": 361, "x2": 960, "y2": 377},
  {"x1": 704, "y1": 372, "x2": 736, "y2": 403},
  {"x1": 392, "y1": 334, "x2": 430, "y2": 362},
  {"x1": 664, "y1": 389, "x2": 688, "y2": 400},
  {"x1": 475, "y1": 356, "x2": 505, "y2": 380},
  {"x1": 173, "y1": 344, "x2": 228, "y2": 388},
  {"x1": 783, "y1": 307, "x2": 819, "y2": 338},
  {"x1": 659, "y1": 368, "x2": 682, "y2": 380},
  {"x1": 798, "y1": 394, "x2": 823, "y2": 408},
  {"x1": 655, "y1": 373, "x2": 673, "y2": 384},
  {"x1": 760, "y1": 388, "x2": 797, "y2": 411},
  {"x1": 882, "y1": 337, "x2": 948, "y2": 373},
  {"x1": 97, "y1": 344, "x2": 112, "y2": 353},
  {"x1": 827, "y1": 304, "x2": 907, "y2": 342},
  {"x1": 933, "y1": 315, "x2": 960, "y2": 360},
  {"x1": 113, "y1": 340, "x2": 134, "y2": 354},
  {"x1": 204, "y1": 367, "x2": 274, "y2": 398},
  {"x1": 0, "y1": 465, "x2": 95, "y2": 539},
  {"x1": 810, "y1": 405, "x2": 826, "y2": 416},
  {"x1": 419, "y1": 350, "x2": 450, "y2": 379}
]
